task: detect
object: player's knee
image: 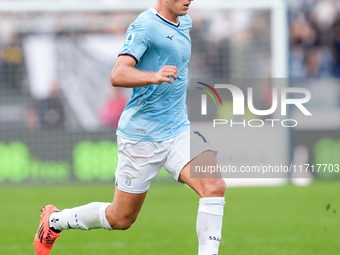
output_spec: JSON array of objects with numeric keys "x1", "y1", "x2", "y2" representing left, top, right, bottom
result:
[
  {"x1": 116, "y1": 221, "x2": 133, "y2": 230},
  {"x1": 201, "y1": 179, "x2": 226, "y2": 198},
  {"x1": 111, "y1": 217, "x2": 136, "y2": 230}
]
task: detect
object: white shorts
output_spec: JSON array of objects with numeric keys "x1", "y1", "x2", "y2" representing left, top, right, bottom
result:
[{"x1": 115, "y1": 129, "x2": 216, "y2": 194}]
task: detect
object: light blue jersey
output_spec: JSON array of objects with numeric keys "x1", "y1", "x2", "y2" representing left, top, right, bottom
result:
[{"x1": 116, "y1": 7, "x2": 192, "y2": 141}]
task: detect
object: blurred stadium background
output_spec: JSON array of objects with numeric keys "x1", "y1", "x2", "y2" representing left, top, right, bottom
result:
[
  {"x1": 0, "y1": 0, "x2": 339, "y2": 254},
  {"x1": 0, "y1": 0, "x2": 339, "y2": 184}
]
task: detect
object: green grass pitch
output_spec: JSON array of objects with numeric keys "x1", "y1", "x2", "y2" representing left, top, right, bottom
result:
[{"x1": 0, "y1": 180, "x2": 339, "y2": 254}]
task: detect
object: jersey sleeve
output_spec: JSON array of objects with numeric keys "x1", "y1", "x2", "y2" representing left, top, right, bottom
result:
[{"x1": 118, "y1": 20, "x2": 152, "y2": 64}]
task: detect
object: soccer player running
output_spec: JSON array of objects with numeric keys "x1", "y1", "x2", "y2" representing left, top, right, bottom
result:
[{"x1": 34, "y1": 0, "x2": 226, "y2": 254}]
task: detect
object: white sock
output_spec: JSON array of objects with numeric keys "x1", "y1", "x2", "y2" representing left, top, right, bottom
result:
[
  {"x1": 49, "y1": 202, "x2": 112, "y2": 231},
  {"x1": 196, "y1": 197, "x2": 225, "y2": 255}
]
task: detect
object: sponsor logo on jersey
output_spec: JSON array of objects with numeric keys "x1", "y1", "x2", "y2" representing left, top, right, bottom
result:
[{"x1": 166, "y1": 35, "x2": 174, "y2": 41}]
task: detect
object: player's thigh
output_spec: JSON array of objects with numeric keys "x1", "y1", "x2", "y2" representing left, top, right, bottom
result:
[
  {"x1": 164, "y1": 129, "x2": 215, "y2": 182},
  {"x1": 165, "y1": 129, "x2": 225, "y2": 197},
  {"x1": 115, "y1": 136, "x2": 166, "y2": 194},
  {"x1": 179, "y1": 151, "x2": 226, "y2": 198}
]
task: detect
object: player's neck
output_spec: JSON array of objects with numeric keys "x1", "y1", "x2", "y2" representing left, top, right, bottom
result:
[{"x1": 154, "y1": 4, "x2": 179, "y2": 24}]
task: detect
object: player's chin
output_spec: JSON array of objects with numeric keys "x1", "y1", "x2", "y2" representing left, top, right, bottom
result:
[{"x1": 177, "y1": 10, "x2": 188, "y2": 16}]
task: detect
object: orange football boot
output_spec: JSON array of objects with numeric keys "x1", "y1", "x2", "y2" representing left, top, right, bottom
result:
[{"x1": 34, "y1": 205, "x2": 61, "y2": 255}]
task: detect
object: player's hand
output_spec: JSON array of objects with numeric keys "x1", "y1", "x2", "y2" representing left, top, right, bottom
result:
[{"x1": 153, "y1": 65, "x2": 178, "y2": 84}]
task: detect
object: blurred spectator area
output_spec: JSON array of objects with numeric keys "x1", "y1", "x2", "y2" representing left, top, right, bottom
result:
[
  {"x1": 0, "y1": 11, "x2": 132, "y2": 131},
  {"x1": 289, "y1": 0, "x2": 340, "y2": 78},
  {"x1": 0, "y1": 30, "x2": 27, "y2": 129}
]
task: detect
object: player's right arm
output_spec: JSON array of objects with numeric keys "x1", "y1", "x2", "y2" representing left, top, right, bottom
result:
[{"x1": 110, "y1": 56, "x2": 178, "y2": 88}]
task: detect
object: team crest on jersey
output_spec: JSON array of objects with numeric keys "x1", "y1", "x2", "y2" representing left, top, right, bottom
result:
[{"x1": 124, "y1": 33, "x2": 135, "y2": 48}]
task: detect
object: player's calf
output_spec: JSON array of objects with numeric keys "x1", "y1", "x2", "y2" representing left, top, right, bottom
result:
[
  {"x1": 108, "y1": 216, "x2": 136, "y2": 230},
  {"x1": 105, "y1": 188, "x2": 147, "y2": 230}
]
